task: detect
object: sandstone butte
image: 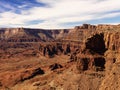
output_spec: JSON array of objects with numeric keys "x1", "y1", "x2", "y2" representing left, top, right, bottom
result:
[{"x1": 0, "y1": 24, "x2": 120, "y2": 90}]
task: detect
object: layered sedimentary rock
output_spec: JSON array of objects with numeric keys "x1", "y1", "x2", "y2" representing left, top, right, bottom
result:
[
  {"x1": 0, "y1": 24, "x2": 120, "y2": 89},
  {"x1": 0, "y1": 24, "x2": 119, "y2": 59},
  {"x1": 0, "y1": 28, "x2": 69, "y2": 42}
]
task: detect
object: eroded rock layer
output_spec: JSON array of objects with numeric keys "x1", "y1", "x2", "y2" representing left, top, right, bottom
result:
[{"x1": 0, "y1": 24, "x2": 120, "y2": 90}]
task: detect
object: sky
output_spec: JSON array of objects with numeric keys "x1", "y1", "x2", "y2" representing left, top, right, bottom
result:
[{"x1": 0, "y1": 0, "x2": 120, "y2": 29}]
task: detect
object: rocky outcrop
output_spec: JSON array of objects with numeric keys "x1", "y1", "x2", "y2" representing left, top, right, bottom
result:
[
  {"x1": 76, "y1": 55, "x2": 106, "y2": 72},
  {"x1": 0, "y1": 67, "x2": 44, "y2": 87},
  {"x1": 39, "y1": 42, "x2": 80, "y2": 58},
  {"x1": 75, "y1": 24, "x2": 96, "y2": 30},
  {"x1": 73, "y1": 28, "x2": 119, "y2": 72},
  {"x1": 85, "y1": 33, "x2": 106, "y2": 54},
  {"x1": 49, "y1": 63, "x2": 63, "y2": 70}
]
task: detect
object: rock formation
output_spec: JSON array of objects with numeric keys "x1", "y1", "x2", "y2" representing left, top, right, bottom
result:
[
  {"x1": 0, "y1": 24, "x2": 120, "y2": 90},
  {"x1": 49, "y1": 63, "x2": 63, "y2": 70},
  {"x1": 0, "y1": 67, "x2": 44, "y2": 87}
]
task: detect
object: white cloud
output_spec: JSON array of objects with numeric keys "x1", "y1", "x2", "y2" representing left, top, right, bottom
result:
[
  {"x1": 36, "y1": 0, "x2": 58, "y2": 5},
  {"x1": 18, "y1": 5, "x2": 28, "y2": 9},
  {"x1": 0, "y1": 0, "x2": 120, "y2": 29}
]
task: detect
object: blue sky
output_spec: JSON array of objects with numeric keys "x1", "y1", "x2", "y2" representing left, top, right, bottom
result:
[{"x1": 0, "y1": 0, "x2": 120, "y2": 29}]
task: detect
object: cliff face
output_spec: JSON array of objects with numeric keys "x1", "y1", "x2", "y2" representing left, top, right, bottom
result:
[
  {"x1": 69, "y1": 24, "x2": 120, "y2": 90},
  {"x1": 0, "y1": 24, "x2": 119, "y2": 60},
  {"x1": 0, "y1": 28, "x2": 69, "y2": 42},
  {"x1": 69, "y1": 25, "x2": 120, "y2": 72},
  {"x1": 104, "y1": 32, "x2": 120, "y2": 52}
]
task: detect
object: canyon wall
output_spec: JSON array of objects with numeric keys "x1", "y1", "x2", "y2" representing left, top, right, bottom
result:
[{"x1": 0, "y1": 24, "x2": 120, "y2": 89}]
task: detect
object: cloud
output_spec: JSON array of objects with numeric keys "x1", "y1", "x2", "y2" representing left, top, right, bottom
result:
[{"x1": 0, "y1": 0, "x2": 120, "y2": 29}]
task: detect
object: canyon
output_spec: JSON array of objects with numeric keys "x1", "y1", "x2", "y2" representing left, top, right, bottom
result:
[{"x1": 0, "y1": 24, "x2": 120, "y2": 90}]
